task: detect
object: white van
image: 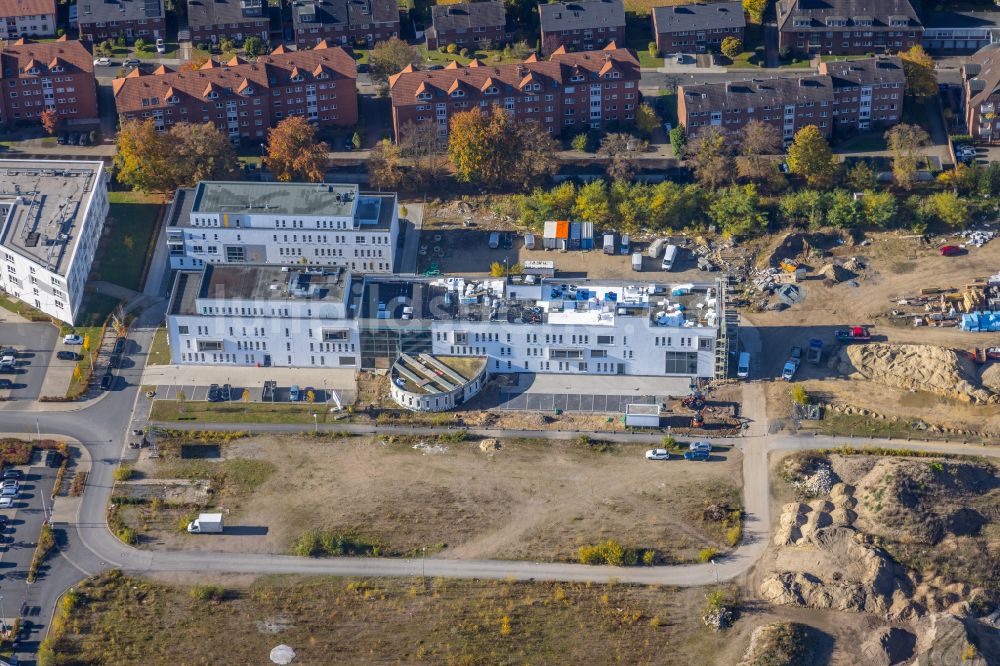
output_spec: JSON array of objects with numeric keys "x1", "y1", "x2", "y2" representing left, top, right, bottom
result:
[
  {"x1": 524, "y1": 233, "x2": 535, "y2": 250},
  {"x1": 737, "y1": 352, "x2": 750, "y2": 379},
  {"x1": 661, "y1": 244, "x2": 679, "y2": 271}
]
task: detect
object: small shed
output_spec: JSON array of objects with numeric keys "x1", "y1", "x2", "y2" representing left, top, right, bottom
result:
[{"x1": 625, "y1": 403, "x2": 662, "y2": 428}]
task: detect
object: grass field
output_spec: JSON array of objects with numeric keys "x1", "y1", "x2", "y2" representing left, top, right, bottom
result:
[
  {"x1": 150, "y1": 400, "x2": 337, "y2": 423},
  {"x1": 119, "y1": 434, "x2": 743, "y2": 564},
  {"x1": 94, "y1": 192, "x2": 164, "y2": 292},
  {"x1": 44, "y1": 571, "x2": 746, "y2": 665},
  {"x1": 147, "y1": 327, "x2": 171, "y2": 366}
]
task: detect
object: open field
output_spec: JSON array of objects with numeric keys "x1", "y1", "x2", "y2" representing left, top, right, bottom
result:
[
  {"x1": 46, "y1": 571, "x2": 757, "y2": 665},
  {"x1": 118, "y1": 434, "x2": 742, "y2": 563}
]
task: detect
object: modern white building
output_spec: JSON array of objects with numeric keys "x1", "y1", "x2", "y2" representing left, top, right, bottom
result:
[
  {"x1": 166, "y1": 265, "x2": 734, "y2": 385},
  {"x1": 0, "y1": 159, "x2": 108, "y2": 324},
  {"x1": 165, "y1": 181, "x2": 400, "y2": 274}
]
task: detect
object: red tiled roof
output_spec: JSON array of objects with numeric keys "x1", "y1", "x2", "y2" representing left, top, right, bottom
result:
[
  {"x1": 0, "y1": 38, "x2": 93, "y2": 78},
  {"x1": 0, "y1": 0, "x2": 55, "y2": 18},
  {"x1": 389, "y1": 42, "x2": 638, "y2": 106},
  {"x1": 113, "y1": 41, "x2": 356, "y2": 114}
]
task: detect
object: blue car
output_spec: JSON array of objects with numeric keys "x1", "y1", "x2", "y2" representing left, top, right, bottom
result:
[{"x1": 684, "y1": 450, "x2": 710, "y2": 461}]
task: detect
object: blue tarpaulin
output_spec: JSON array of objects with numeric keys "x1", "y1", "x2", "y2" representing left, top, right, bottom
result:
[{"x1": 961, "y1": 312, "x2": 1000, "y2": 332}]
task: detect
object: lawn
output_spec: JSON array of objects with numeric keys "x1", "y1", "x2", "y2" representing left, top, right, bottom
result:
[
  {"x1": 625, "y1": 14, "x2": 662, "y2": 68},
  {"x1": 93, "y1": 191, "x2": 164, "y2": 292},
  {"x1": 150, "y1": 400, "x2": 338, "y2": 424},
  {"x1": 147, "y1": 327, "x2": 171, "y2": 366},
  {"x1": 75, "y1": 294, "x2": 120, "y2": 327},
  {"x1": 64, "y1": 324, "x2": 105, "y2": 398},
  {"x1": 658, "y1": 90, "x2": 678, "y2": 126},
  {"x1": 0, "y1": 294, "x2": 49, "y2": 321},
  {"x1": 43, "y1": 571, "x2": 742, "y2": 665}
]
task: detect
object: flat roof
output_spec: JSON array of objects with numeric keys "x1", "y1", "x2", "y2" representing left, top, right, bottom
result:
[
  {"x1": 0, "y1": 160, "x2": 103, "y2": 277},
  {"x1": 191, "y1": 181, "x2": 360, "y2": 217},
  {"x1": 171, "y1": 264, "x2": 351, "y2": 314}
]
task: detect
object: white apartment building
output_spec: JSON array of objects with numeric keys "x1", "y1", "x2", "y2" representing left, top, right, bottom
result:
[
  {"x1": 166, "y1": 265, "x2": 730, "y2": 384},
  {"x1": 0, "y1": 160, "x2": 108, "y2": 324},
  {"x1": 165, "y1": 181, "x2": 399, "y2": 274}
]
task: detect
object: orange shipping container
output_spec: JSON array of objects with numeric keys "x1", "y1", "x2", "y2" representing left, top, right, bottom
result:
[{"x1": 555, "y1": 220, "x2": 570, "y2": 239}]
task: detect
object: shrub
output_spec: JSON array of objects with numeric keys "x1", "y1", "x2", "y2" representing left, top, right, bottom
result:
[
  {"x1": 725, "y1": 524, "x2": 742, "y2": 547},
  {"x1": 113, "y1": 465, "x2": 134, "y2": 482},
  {"x1": 790, "y1": 386, "x2": 809, "y2": 405},
  {"x1": 447, "y1": 43, "x2": 458, "y2": 54},
  {"x1": 293, "y1": 529, "x2": 379, "y2": 557},
  {"x1": 699, "y1": 547, "x2": 719, "y2": 563},
  {"x1": 190, "y1": 584, "x2": 226, "y2": 601},
  {"x1": 577, "y1": 539, "x2": 638, "y2": 566},
  {"x1": 571, "y1": 132, "x2": 588, "y2": 152},
  {"x1": 647, "y1": 41, "x2": 658, "y2": 57},
  {"x1": 459, "y1": 47, "x2": 469, "y2": 57},
  {"x1": 116, "y1": 527, "x2": 138, "y2": 545}
]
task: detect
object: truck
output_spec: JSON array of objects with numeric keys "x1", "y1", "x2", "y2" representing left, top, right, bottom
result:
[
  {"x1": 807, "y1": 338, "x2": 823, "y2": 364},
  {"x1": 631, "y1": 252, "x2": 643, "y2": 271},
  {"x1": 187, "y1": 512, "x2": 224, "y2": 534},
  {"x1": 661, "y1": 244, "x2": 679, "y2": 271},
  {"x1": 781, "y1": 345, "x2": 802, "y2": 381},
  {"x1": 488, "y1": 232, "x2": 500, "y2": 249},
  {"x1": 835, "y1": 326, "x2": 871, "y2": 343}
]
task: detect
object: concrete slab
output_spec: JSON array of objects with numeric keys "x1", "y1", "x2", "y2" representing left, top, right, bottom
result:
[
  {"x1": 503, "y1": 373, "x2": 692, "y2": 397},
  {"x1": 142, "y1": 364, "x2": 357, "y2": 392}
]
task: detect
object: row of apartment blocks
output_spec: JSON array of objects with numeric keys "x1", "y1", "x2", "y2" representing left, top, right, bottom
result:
[
  {"x1": 111, "y1": 41, "x2": 358, "y2": 140},
  {"x1": 679, "y1": 56, "x2": 906, "y2": 142},
  {"x1": 388, "y1": 43, "x2": 641, "y2": 140},
  {"x1": 0, "y1": 37, "x2": 100, "y2": 128},
  {"x1": 962, "y1": 44, "x2": 1000, "y2": 145}
]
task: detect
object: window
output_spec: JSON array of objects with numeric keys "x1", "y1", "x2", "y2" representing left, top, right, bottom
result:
[
  {"x1": 664, "y1": 351, "x2": 698, "y2": 374},
  {"x1": 596, "y1": 335, "x2": 614, "y2": 345},
  {"x1": 225, "y1": 246, "x2": 245, "y2": 262}
]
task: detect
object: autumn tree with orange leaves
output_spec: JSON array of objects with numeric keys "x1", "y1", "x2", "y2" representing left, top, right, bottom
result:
[
  {"x1": 40, "y1": 109, "x2": 59, "y2": 135},
  {"x1": 264, "y1": 116, "x2": 329, "y2": 182}
]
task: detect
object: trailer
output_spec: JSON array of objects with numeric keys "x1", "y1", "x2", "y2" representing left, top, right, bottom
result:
[
  {"x1": 647, "y1": 238, "x2": 666, "y2": 259},
  {"x1": 631, "y1": 252, "x2": 642, "y2": 271},
  {"x1": 807, "y1": 338, "x2": 823, "y2": 364},
  {"x1": 835, "y1": 326, "x2": 871, "y2": 342},
  {"x1": 603, "y1": 233, "x2": 616, "y2": 255}
]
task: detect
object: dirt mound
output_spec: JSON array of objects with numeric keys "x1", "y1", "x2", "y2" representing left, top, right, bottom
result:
[
  {"x1": 819, "y1": 263, "x2": 854, "y2": 284},
  {"x1": 739, "y1": 622, "x2": 818, "y2": 666},
  {"x1": 911, "y1": 613, "x2": 993, "y2": 666},
  {"x1": 861, "y1": 626, "x2": 916, "y2": 666},
  {"x1": 834, "y1": 344, "x2": 998, "y2": 404},
  {"x1": 980, "y1": 363, "x2": 1000, "y2": 392}
]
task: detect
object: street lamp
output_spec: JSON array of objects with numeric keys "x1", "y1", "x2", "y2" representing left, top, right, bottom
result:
[{"x1": 311, "y1": 413, "x2": 318, "y2": 433}]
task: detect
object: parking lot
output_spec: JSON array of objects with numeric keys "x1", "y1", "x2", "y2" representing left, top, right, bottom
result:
[
  {"x1": 0, "y1": 321, "x2": 59, "y2": 402},
  {"x1": 152, "y1": 383, "x2": 356, "y2": 405},
  {"x1": 0, "y1": 452, "x2": 59, "y2": 602}
]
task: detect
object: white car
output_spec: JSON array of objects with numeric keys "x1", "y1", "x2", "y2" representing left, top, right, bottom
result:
[
  {"x1": 93, "y1": 57, "x2": 112, "y2": 67},
  {"x1": 689, "y1": 441, "x2": 712, "y2": 454},
  {"x1": 63, "y1": 334, "x2": 83, "y2": 345},
  {"x1": 645, "y1": 448, "x2": 670, "y2": 461},
  {"x1": 0, "y1": 497, "x2": 14, "y2": 509},
  {"x1": 155, "y1": 38, "x2": 166, "y2": 54}
]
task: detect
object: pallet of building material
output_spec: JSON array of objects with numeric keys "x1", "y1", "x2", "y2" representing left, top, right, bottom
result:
[{"x1": 920, "y1": 287, "x2": 955, "y2": 296}]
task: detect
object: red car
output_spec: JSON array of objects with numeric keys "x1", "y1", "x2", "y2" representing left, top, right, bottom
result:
[{"x1": 939, "y1": 245, "x2": 961, "y2": 256}]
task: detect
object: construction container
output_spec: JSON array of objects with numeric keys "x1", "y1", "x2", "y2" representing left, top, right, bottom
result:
[
  {"x1": 603, "y1": 233, "x2": 616, "y2": 255},
  {"x1": 569, "y1": 221, "x2": 582, "y2": 250},
  {"x1": 580, "y1": 222, "x2": 594, "y2": 249}
]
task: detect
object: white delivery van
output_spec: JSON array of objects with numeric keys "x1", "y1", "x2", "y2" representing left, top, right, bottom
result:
[
  {"x1": 737, "y1": 352, "x2": 750, "y2": 379},
  {"x1": 187, "y1": 513, "x2": 224, "y2": 533},
  {"x1": 661, "y1": 244, "x2": 679, "y2": 271}
]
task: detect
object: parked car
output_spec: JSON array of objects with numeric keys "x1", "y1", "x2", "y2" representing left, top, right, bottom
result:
[
  {"x1": 683, "y1": 450, "x2": 710, "y2": 461},
  {"x1": 113, "y1": 337, "x2": 126, "y2": 354},
  {"x1": 100, "y1": 373, "x2": 113, "y2": 390},
  {"x1": 939, "y1": 245, "x2": 961, "y2": 257},
  {"x1": 221, "y1": 383, "x2": 231, "y2": 401},
  {"x1": 66, "y1": 132, "x2": 77, "y2": 145},
  {"x1": 0, "y1": 379, "x2": 11, "y2": 389},
  {"x1": 0, "y1": 349, "x2": 14, "y2": 369},
  {"x1": 123, "y1": 58, "x2": 141, "y2": 68},
  {"x1": 107, "y1": 355, "x2": 121, "y2": 369},
  {"x1": 689, "y1": 441, "x2": 712, "y2": 453},
  {"x1": 155, "y1": 38, "x2": 166, "y2": 54},
  {"x1": 78, "y1": 132, "x2": 89, "y2": 146},
  {"x1": 93, "y1": 56, "x2": 113, "y2": 67},
  {"x1": 56, "y1": 351, "x2": 79, "y2": 361},
  {"x1": 0, "y1": 498, "x2": 14, "y2": 509},
  {"x1": 57, "y1": 132, "x2": 68, "y2": 145},
  {"x1": 501, "y1": 234, "x2": 514, "y2": 250},
  {"x1": 3, "y1": 469, "x2": 23, "y2": 480},
  {"x1": 1, "y1": 480, "x2": 19, "y2": 489},
  {"x1": 0, "y1": 487, "x2": 18, "y2": 498},
  {"x1": 207, "y1": 384, "x2": 221, "y2": 402},
  {"x1": 645, "y1": 448, "x2": 670, "y2": 461},
  {"x1": 63, "y1": 334, "x2": 83, "y2": 345},
  {"x1": 289, "y1": 384, "x2": 300, "y2": 401},
  {"x1": 45, "y1": 450, "x2": 62, "y2": 468}
]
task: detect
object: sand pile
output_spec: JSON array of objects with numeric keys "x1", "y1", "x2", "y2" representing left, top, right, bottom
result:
[
  {"x1": 980, "y1": 363, "x2": 1000, "y2": 392},
  {"x1": 834, "y1": 344, "x2": 998, "y2": 404}
]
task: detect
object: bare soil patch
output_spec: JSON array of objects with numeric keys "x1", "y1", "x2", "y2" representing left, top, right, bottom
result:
[{"x1": 122, "y1": 434, "x2": 742, "y2": 564}]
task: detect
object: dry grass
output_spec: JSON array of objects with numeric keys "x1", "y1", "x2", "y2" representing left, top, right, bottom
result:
[
  {"x1": 121, "y1": 434, "x2": 743, "y2": 564},
  {"x1": 46, "y1": 571, "x2": 748, "y2": 665}
]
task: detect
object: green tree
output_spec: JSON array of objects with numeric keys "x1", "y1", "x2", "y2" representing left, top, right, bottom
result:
[
  {"x1": 737, "y1": 120, "x2": 783, "y2": 186},
  {"x1": 669, "y1": 124, "x2": 687, "y2": 159},
  {"x1": 899, "y1": 45, "x2": 937, "y2": 98},
  {"x1": 611, "y1": 180, "x2": 651, "y2": 235},
  {"x1": 649, "y1": 182, "x2": 704, "y2": 230},
  {"x1": 598, "y1": 132, "x2": 648, "y2": 182},
  {"x1": 979, "y1": 161, "x2": 1000, "y2": 196},
  {"x1": 370, "y1": 37, "x2": 423, "y2": 94},
  {"x1": 721, "y1": 37, "x2": 742, "y2": 59},
  {"x1": 219, "y1": 37, "x2": 235, "y2": 54},
  {"x1": 825, "y1": 189, "x2": 861, "y2": 228},
  {"x1": 845, "y1": 160, "x2": 877, "y2": 191},
  {"x1": 368, "y1": 138, "x2": 404, "y2": 190},
  {"x1": 134, "y1": 37, "x2": 146, "y2": 53},
  {"x1": 571, "y1": 132, "x2": 589, "y2": 152},
  {"x1": 114, "y1": 119, "x2": 237, "y2": 192},
  {"x1": 243, "y1": 36, "x2": 264, "y2": 58},
  {"x1": 574, "y1": 179, "x2": 611, "y2": 226},
  {"x1": 786, "y1": 125, "x2": 837, "y2": 189},
  {"x1": 860, "y1": 190, "x2": 898, "y2": 228},
  {"x1": 928, "y1": 191, "x2": 970, "y2": 227},
  {"x1": 648, "y1": 41, "x2": 658, "y2": 58},
  {"x1": 447, "y1": 108, "x2": 557, "y2": 188},
  {"x1": 885, "y1": 123, "x2": 929, "y2": 190},
  {"x1": 635, "y1": 102, "x2": 659, "y2": 139},
  {"x1": 709, "y1": 184, "x2": 768, "y2": 236},
  {"x1": 690, "y1": 126, "x2": 735, "y2": 189},
  {"x1": 778, "y1": 189, "x2": 826, "y2": 228}
]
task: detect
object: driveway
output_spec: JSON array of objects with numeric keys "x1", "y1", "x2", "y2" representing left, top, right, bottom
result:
[{"x1": 0, "y1": 321, "x2": 59, "y2": 402}]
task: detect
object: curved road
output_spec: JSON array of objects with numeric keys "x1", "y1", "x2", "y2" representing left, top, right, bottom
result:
[{"x1": 5, "y1": 306, "x2": 999, "y2": 659}]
